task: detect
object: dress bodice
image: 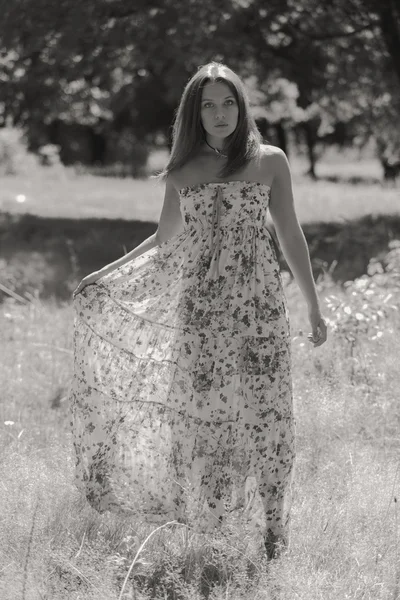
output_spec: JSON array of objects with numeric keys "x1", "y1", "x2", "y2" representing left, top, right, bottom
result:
[
  {"x1": 178, "y1": 181, "x2": 271, "y2": 278},
  {"x1": 178, "y1": 180, "x2": 271, "y2": 231}
]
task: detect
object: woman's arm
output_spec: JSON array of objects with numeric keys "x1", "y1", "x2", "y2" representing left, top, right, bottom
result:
[
  {"x1": 268, "y1": 149, "x2": 327, "y2": 344},
  {"x1": 155, "y1": 176, "x2": 185, "y2": 244}
]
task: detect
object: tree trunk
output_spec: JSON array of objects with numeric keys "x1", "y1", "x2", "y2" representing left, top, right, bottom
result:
[
  {"x1": 374, "y1": 0, "x2": 400, "y2": 86},
  {"x1": 302, "y1": 121, "x2": 318, "y2": 179}
]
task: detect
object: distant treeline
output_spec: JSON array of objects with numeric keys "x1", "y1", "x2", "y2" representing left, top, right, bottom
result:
[{"x1": 0, "y1": 0, "x2": 400, "y2": 176}]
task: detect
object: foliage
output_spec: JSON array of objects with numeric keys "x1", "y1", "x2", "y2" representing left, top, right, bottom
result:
[
  {"x1": 0, "y1": 255, "x2": 49, "y2": 303},
  {"x1": 0, "y1": 0, "x2": 399, "y2": 168},
  {"x1": 37, "y1": 143, "x2": 62, "y2": 166},
  {"x1": 325, "y1": 240, "x2": 400, "y2": 343},
  {"x1": 0, "y1": 126, "x2": 39, "y2": 175},
  {"x1": 322, "y1": 239, "x2": 400, "y2": 387},
  {"x1": 247, "y1": 75, "x2": 306, "y2": 125},
  {"x1": 106, "y1": 131, "x2": 150, "y2": 176}
]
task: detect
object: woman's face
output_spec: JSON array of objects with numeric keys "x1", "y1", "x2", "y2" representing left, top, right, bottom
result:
[{"x1": 200, "y1": 81, "x2": 239, "y2": 141}]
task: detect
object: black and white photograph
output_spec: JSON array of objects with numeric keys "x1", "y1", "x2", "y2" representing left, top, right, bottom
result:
[{"x1": 1, "y1": 1, "x2": 399, "y2": 598}]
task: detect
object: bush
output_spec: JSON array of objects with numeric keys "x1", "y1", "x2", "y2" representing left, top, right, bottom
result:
[
  {"x1": 37, "y1": 143, "x2": 62, "y2": 166},
  {"x1": 0, "y1": 126, "x2": 39, "y2": 176},
  {"x1": 325, "y1": 239, "x2": 400, "y2": 342},
  {"x1": 105, "y1": 129, "x2": 150, "y2": 177}
]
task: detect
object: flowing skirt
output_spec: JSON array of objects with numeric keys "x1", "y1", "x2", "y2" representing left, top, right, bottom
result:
[{"x1": 69, "y1": 229, "x2": 295, "y2": 544}]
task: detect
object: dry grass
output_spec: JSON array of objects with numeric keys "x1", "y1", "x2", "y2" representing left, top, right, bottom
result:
[
  {"x1": 1, "y1": 157, "x2": 400, "y2": 598},
  {"x1": 1, "y1": 271, "x2": 399, "y2": 599}
]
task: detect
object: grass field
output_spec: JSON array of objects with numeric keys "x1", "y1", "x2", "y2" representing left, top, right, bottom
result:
[
  {"x1": 1, "y1": 155, "x2": 400, "y2": 598},
  {"x1": 1, "y1": 271, "x2": 399, "y2": 599},
  {"x1": 0, "y1": 152, "x2": 398, "y2": 223},
  {"x1": 1, "y1": 152, "x2": 399, "y2": 306}
]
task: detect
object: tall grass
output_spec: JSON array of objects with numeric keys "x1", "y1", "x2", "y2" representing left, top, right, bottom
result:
[
  {"x1": 1, "y1": 251, "x2": 399, "y2": 598},
  {"x1": 1, "y1": 156, "x2": 399, "y2": 598}
]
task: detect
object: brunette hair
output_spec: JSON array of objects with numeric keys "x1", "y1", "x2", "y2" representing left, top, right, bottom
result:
[{"x1": 159, "y1": 62, "x2": 262, "y2": 180}]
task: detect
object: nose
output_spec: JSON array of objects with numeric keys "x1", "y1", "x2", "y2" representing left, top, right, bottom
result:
[{"x1": 215, "y1": 109, "x2": 225, "y2": 121}]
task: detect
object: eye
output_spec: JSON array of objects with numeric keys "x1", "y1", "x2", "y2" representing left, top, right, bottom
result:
[
  {"x1": 225, "y1": 99, "x2": 235, "y2": 105},
  {"x1": 203, "y1": 102, "x2": 213, "y2": 108}
]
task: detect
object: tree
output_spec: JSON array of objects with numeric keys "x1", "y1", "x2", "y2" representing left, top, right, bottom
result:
[
  {"x1": 0, "y1": 0, "x2": 399, "y2": 173},
  {"x1": 230, "y1": 0, "x2": 400, "y2": 175}
]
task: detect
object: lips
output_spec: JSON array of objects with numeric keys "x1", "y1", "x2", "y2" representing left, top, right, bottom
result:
[{"x1": 215, "y1": 124, "x2": 228, "y2": 128}]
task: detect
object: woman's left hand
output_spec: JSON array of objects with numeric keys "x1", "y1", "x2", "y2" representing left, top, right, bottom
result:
[{"x1": 307, "y1": 308, "x2": 328, "y2": 347}]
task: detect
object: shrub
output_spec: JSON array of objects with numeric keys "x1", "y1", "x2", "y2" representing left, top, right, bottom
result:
[
  {"x1": 37, "y1": 143, "x2": 62, "y2": 166},
  {"x1": 0, "y1": 126, "x2": 39, "y2": 176},
  {"x1": 322, "y1": 240, "x2": 400, "y2": 385},
  {"x1": 325, "y1": 239, "x2": 400, "y2": 343}
]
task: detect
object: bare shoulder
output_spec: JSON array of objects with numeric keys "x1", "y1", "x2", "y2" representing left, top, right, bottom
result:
[
  {"x1": 259, "y1": 143, "x2": 284, "y2": 157},
  {"x1": 259, "y1": 143, "x2": 287, "y2": 167},
  {"x1": 259, "y1": 144, "x2": 290, "y2": 183}
]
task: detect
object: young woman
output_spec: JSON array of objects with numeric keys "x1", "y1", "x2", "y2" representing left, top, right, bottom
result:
[{"x1": 70, "y1": 62, "x2": 327, "y2": 560}]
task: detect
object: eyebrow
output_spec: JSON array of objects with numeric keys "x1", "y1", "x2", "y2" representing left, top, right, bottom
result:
[{"x1": 201, "y1": 95, "x2": 235, "y2": 101}]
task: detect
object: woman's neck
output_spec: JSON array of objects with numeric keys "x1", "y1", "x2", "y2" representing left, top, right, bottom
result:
[{"x1": 205, "y1": 135, "x2": 225, "y2": 151}]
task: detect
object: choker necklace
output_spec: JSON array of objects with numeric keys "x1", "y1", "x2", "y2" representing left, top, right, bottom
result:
[{"x1": 205, "y1": 139, "x2": 227, "y2": 158}]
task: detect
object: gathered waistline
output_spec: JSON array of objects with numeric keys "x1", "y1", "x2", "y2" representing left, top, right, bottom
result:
[{"x1": 186, "y1": 219, "x2": 266, "y2": 233}]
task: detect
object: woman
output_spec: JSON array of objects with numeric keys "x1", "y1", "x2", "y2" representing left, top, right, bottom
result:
[{"x1": 70, "y1": 62, "x2": 327, "y2": 560}]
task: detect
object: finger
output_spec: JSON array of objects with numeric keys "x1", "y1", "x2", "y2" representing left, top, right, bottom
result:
[
  {"x1": 312, "y1": 319, "x2": 322, "y2": 337},
  {"x1": 313, "y1": 327, "x2": 327, "y2": 347},
  {"x1": 307, "y1": 328, "x2": 326, "y2": 346}
]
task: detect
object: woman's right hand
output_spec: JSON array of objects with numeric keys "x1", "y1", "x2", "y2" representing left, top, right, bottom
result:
[{"x1": 72, "y1": 271, "x2": 102, "y2": 299}]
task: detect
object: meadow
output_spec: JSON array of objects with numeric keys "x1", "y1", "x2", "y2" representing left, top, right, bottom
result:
[{"x1": 1, "y1": 152, "x2": 400, "y2": 599}]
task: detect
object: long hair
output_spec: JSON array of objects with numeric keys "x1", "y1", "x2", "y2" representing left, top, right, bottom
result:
[{"x1": 159, "y1": 62, "x2": 262, "y2": 180}]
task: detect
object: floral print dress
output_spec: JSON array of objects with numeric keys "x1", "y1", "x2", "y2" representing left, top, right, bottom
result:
[{"x1": 69, "y1": 180, "x2": 295, "y2": 555}]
